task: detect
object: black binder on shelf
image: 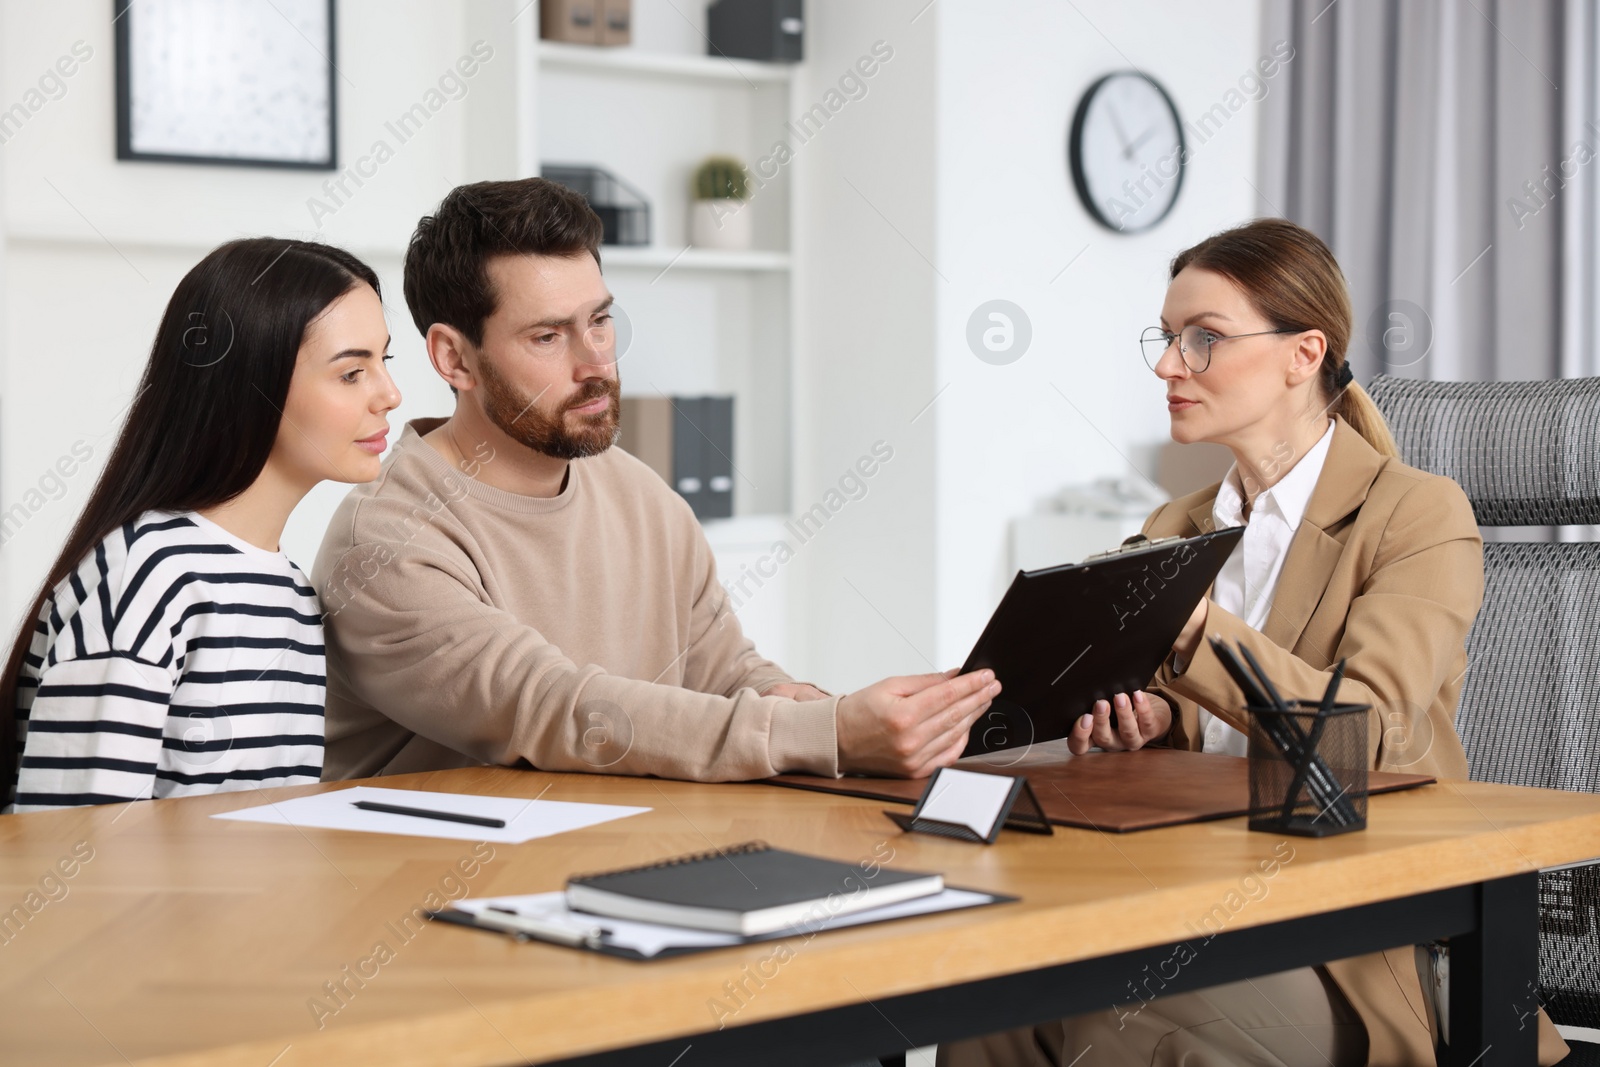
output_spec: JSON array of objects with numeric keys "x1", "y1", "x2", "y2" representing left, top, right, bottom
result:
[
  {"x1": 959, "y1": 525, "x2": 1245, "y2": 758},
  {"x1": 666, "y1": 396, "x2": 734, "y2": 520},
  {"x1": 707, "y1": 0, "x2": 804, "y2": 62},
  {"x1": 697, "y1": 396, "x2": 735, "y2": 519},
  {"x1": 670, "y1": 397, "x2": 707, "y2": 515}
]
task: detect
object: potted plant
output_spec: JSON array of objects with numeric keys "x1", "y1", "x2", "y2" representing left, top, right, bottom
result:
[{"x1": 690, "y1": 156, "x2": 753, "y2": 250}]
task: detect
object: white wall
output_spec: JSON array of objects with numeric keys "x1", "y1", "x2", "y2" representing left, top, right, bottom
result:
[
  {"x1": 1, "y1": 0, "x2": 1270, "y2": 695},
  {"x1": 790, "y1": 0, "x2": 941, "y2": 686},
  {"x1": 794, "y1": 0, "x2": 1268, "y2": 688},
  {"x1": 0, "y1": 0, "x2": 531, "y2": 627},
  {"x1": 930, "y1": 0, "x2": 1267, "y2": 666}
]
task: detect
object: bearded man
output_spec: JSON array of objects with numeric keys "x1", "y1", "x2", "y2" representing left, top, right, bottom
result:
[{"x1": 313, "y1": 178, "x2": 998, "y2": 784}]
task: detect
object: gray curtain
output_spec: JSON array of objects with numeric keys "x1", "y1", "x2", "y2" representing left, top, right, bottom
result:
[{"x1": 1257, "y1": 0, "x2": 1600, "y2": 384}]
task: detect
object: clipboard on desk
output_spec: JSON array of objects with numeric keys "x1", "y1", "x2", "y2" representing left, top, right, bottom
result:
[
  {"x1": 959, "y1": 525, "x2": 1245, "y2": 757},
  {"x1": 428, "y1": 887, "x2": 1014, "y2": 959}
]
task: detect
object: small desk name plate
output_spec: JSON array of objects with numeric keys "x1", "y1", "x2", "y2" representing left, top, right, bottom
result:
[{"x1": 885, "y1": 768, "x2": 1054, "y2": 844}]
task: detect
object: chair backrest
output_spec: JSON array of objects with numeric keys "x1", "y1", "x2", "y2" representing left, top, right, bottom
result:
[
  {"x1": 1454, "y1": 541, "x2": 1600, "y2": 791},
  {"x1": 1368, "y1": 374, "x2": 1600, "y2": 1028},
  {"x1": 1366, "y1": 374, "x2": 1600, "y2": 526}
]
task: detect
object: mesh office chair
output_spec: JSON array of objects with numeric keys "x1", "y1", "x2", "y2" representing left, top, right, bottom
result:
[{"x1": 1368, "y1": 374, "x2": 1600, "y2": 1055}]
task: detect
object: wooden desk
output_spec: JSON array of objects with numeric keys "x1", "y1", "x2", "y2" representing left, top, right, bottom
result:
[{"x1": 3, "y1": 767, "x2": 1598, "y2": 1067}]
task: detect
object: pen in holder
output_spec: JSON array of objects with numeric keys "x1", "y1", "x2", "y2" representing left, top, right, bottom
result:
[
  {"x1": 1207, "y1": 638, "x2": 1369, "y2": 837},
  {"x1": 1246, "y1": 700, "x2": 1369, "y2": 837}
]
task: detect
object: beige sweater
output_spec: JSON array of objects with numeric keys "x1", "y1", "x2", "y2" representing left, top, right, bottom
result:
[{"x1": 313, "y1": 420, "x2": 840, "y2": 782}]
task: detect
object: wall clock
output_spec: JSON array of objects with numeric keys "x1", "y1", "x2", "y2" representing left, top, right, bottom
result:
[{"x1": 1068, "y1": 71, "x2": 1185, "y2": 233}]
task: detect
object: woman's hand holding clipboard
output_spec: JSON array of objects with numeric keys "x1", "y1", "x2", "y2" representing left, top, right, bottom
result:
[
  {"x1": 1064, "y1": 587, "x2": 1209, "y2": 753},
  {"x1": 958, "y1": 525, "x2": 1244, "y2": 759},
  {"x1": 1066, "y1": 689, "x2": 1174, "y2": 755}
]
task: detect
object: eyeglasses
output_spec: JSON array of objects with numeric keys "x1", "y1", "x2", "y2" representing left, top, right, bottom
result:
[{"x1": 1139, "y1": 324, "x2": 1301, "y2": 373}]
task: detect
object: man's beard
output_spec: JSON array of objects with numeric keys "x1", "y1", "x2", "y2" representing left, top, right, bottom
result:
[{"x1": 478, "y1": 356, "x2": 621, "y2": 460}]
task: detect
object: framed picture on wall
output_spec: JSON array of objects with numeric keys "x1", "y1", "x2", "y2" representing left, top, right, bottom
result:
[{"x1": 113, "y1": 0, "x2": 337, "y2": 170}]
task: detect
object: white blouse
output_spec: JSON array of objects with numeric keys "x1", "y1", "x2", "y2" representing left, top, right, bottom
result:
[{"x1": 1198, "y1": 419, "x2": 1337, "y2": 755}]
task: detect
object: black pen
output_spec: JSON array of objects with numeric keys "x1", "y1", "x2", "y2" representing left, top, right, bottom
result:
[
  {"x1": 481, "y1": 906, "x2": 611, "y2": 947},
  {"x1": 1234, "y1": 641, "x2": 1351, "y2": 825},
  {"x1": 351, "y1": 800, "x2": 507, "y2": 828},
  {"x1": 1283, "y1": 660, "x2": 1345, "y2": 821},
  {"x1": 1238, "y1": 643, "x2": 1287, "y2": 711},
  {"x1": 1256, "y1": 645, "x2": 1355, "y2": 825},
  {"x1": 427, "y1": 908, "x2": 609, "y2": 948},
  {"x1": 1319, "y1": 659, "x2": 1347, "y2": 713},
  {"x1": 1210, "y1": 638, "x2": 1271, "y2": 708}
]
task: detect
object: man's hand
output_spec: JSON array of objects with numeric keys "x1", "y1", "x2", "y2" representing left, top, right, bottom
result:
[
  {"x1": 836, "y1": 668, "x2": 1000, "y2": 778},
  {"x1": 763, "y1": 682, "x2": 831, "y2": 702},
  {"x1": 1067, "y1": 690, "x2": 1172, "y2": 756}
]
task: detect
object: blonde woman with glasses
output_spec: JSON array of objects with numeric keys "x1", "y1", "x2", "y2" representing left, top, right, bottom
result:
[{"x1": 942, "y1": 219, "x2": 1566, "y2": 1067}]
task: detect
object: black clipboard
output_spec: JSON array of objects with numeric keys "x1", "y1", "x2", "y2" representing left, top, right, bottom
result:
[{"x1": 959, "y1": 525, "x2": 1245, "y2": 757}]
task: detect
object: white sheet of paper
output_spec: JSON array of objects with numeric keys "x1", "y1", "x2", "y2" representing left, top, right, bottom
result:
[
  {"x1": 916, "y1": 767, "x2": 1016, "y2": 838},
  {"x1": 211, "y1": 786, "x2": 650, "y2": 843},
  {"x1": 451, "y1": 887, "x2": 999, "y2": 957}
]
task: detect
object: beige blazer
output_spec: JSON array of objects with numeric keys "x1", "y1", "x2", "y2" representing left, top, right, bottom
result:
[{"x1": 1137, "y1": 415, "x2": 1565, "y2": 1065}]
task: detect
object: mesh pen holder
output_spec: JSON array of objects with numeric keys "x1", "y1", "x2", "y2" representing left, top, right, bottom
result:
[{"x1": 1247, "y1": 701, "x2": 1370, "y2": 837}]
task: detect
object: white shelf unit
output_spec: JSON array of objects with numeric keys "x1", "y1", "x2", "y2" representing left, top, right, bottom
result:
[
  {"x1": 528, "y1": 22, "x2": 798, "y2": 520},
  {"x1": 600, "y1": 246, "x2": 792, "y2": 272},
  {"x1": 536, "y1": 40, "x2": 794, "y2": 84}
]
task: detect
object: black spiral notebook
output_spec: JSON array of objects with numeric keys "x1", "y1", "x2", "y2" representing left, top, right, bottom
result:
[{"x1": 566, "y1": 841, "x2": 943, "y2": 935}]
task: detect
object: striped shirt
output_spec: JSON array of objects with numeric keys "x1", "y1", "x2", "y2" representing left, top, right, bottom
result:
[{"x1": 8, "y1": 511, "x2": 326, "y2": 812}]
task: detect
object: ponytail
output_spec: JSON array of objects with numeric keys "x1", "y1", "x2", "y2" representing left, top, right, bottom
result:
[{"x1": 1332, "y1": 377, "x2": 1400, "y2": 459}]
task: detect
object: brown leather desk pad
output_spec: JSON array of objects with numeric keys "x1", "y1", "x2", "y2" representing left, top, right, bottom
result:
[{"x1": 768, "y1": 744, "x2": 1436, "y2": 833}]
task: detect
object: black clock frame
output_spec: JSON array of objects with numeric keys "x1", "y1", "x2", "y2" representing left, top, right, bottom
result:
[{"x1": 1068, "y1": 70, "x2": 1187, "y2": 234}]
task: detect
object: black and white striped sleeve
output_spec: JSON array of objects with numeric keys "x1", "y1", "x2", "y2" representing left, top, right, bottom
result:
[{"x1": 13, "y1": 650, "x2": 178, "y2": 809}]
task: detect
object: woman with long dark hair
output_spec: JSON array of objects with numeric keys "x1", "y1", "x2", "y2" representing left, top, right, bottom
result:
[{"x1": 2, "y1": 238, "x2": 400, "y2": 812}]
